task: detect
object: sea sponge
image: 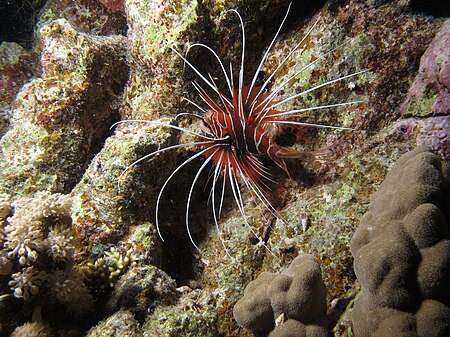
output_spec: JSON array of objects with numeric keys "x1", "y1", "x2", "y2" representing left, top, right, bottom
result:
[
  {"x1": 350, "y1": 146, "x2": 450, "y2": 337},
  {"x1": 233, "y1": 254, "x2": 328, "y2": 337}
]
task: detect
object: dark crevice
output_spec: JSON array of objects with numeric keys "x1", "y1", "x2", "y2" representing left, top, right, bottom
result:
[
  {"x1": 410, "y1": 0, "x2": 450, "y2": 17},
  {"x1": 0, "y1": 0, "x2": 48, "y2": 49},
  {"x1": 155, "y1": 156, "x2": 212, "y2": 286}
]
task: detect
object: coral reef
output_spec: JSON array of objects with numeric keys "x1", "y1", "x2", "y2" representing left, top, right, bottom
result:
[
  {"x1": 142, "y1": 288, "x2": 218, "y2": 337},
  {"x1": 85, "y1": 310, "x2": 140, "y2": 337},
  {"x1": 350, "y1": 146, "x2": 450, "y2": 337},
  {"x1": 0, "y1": 42, "x2": 34, "y2": 136},
  {"x1": 106, "y1": 265, "x2": 177, "y2": 319},
  {"x1": 84, "y1": 245, "x2": 141, "y2": 287},
  {"x1": 0, "y1": 0, "x2": 448, "y2": 336},
  {"x1": 0, "y1": 16, "x2": 128, "y2": 196},
  {"x1": 0, "y1": 191, "x2": 92, "y2": 333},
  {"x1": 233, "y1": 254, "x2": 328, "y2": 337},
  {"x1": 49, "y1": 269, "x2": 93, "y2": 316}
]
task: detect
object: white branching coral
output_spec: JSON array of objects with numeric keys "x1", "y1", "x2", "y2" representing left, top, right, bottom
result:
[
  {"x1": 44, "y1": 225, "x2": 75, "y2": 262},
  {"x1": 9, "y1": 266, "x2": 46, "y2": 300},
  {"x1": 49, "y1": 269, "x2": 93, "y2": 316},
  {"x1": 31, "y1": 191, "x2": 72, "y2": 218},
  {"x1": 0, "y1": 193, "x2": 13, "y2": 249},
  {"x1": 4, "y1": 218, "x2": 42, "y2": 266},
  {"x1": 3, "y1": 191, "x2": 72, "y2": 266},
  {"x1": 0, "y1": 191, "x2": 75, "y2": 301}
]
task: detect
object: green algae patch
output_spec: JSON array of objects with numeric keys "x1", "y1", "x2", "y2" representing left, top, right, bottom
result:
[
  {"x1": 143, "y1": 289, "x2": 218, "y2": 337},
  {"x1": 127, "y1": 0, "x2": 198, "y2": 67},
  {"x1": 0, "y1": 123, "x2": 57, "y2": 196},
  {"x1": 401, "y1": 87, "x2": 436, "y2": 117}
]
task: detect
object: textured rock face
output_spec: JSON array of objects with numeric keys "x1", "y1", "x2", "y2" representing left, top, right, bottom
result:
[
  {"x1": 233, "y1": 254, "x2": 328, "y2": 337},
  {"x1": 0, "y1": 18, "x2": 128, "y2": 196},
  {"x1": 401, "y1": 19, "x2": 450, "y2": 117},
  {"x1": 350, "y1": 146, "x2": 450, "y2": 337}
]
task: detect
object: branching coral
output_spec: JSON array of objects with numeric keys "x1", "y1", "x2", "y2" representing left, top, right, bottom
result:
[
  {"x1": 85, "y1": 246, "x2": 140, "y2": 287},
  {"x1": 44, "y1": 225, "x2": 75, "y2": 262},
  {"x1": 0, "y1": 191, "x2": 77, "y2": 302},
  {"x1": 4, "y1": 218, "x2": 42, "y2": 266},
  {"x1": 8, "y1": 266, "x2": 46, "y2": 301},
  {"x1": 3, "y1": 191, "x2": 72, "y2": 267},
  {"x1": 0, "y1": 193, "x2": 12, "y2": 251}
]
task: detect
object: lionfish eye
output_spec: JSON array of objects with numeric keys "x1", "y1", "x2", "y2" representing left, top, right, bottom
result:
[{"x1": 199, "y1": 119, "x2": 214, "y2": 135}]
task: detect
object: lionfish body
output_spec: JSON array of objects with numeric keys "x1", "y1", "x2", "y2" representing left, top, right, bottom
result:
[
  {"x1": 196, "y1": 83, "x2": 303, "y2": 190},
  {"x1": 115, "y1": 5, "x2": 366, "y2": 256}
]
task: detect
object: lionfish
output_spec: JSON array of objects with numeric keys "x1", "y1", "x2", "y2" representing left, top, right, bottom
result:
[{"x1": 115, "y1": 4, "x2": 365, "y2": 256}]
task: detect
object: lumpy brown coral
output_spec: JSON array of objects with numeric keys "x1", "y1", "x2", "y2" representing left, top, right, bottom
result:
[
  {"x1": 350, "y1": 146, "x2": 450, "y2": 337},
  {"x1": 233, "y1": 254, "x2": 328, "y2": 337}
]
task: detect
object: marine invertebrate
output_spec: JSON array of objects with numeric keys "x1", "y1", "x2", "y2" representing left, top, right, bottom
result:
[
  {"x1": 115, "y1": 5, "x2": 365, "y2": 254},
  {"x1": 0, "y1": 191, "x2": 77, "y2": 303},
  {"x1": 10, "y1": 321, "x2": 51, "y2": 337},
  {"x1": 84, "y1": 245, "x2": 140, "y2": 287},
  {"x1": 3, "y1": 191, "x2": 72, "y2": 266},
  {"x1": 350, "y1": 146, "x2": 450, "y2": 337},
  {"x1": 9, "y1": 266, "x2": 46, "y2": 301},
  {"x1": 44, "y1": 225, "x2": 75, "y2": 262},
  {"x1": 49, "y1": 269, "x2": 93, "y2": 316},
  {"x1": 233, "y1": 254, "x2": 328, "y2": 337}
]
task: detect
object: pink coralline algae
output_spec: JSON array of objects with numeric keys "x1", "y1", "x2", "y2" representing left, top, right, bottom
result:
[
  {"x1": 395, "y1": 116, "x2": 449, "y2": 160},
  {"x1": 401, "y1": 19, "x2": 450, "y2": 116},
  {"x1": 98, "y1": 0, "x2": 125, "y2": 12},
  {"x1": 415, "y1": 116, "x2": 450, "y2": 160}
]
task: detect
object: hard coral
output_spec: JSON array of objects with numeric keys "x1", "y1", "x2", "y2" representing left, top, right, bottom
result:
[
  {"x1": 233, "y1": 254, "x2": 328, "y2": 337},
  {"x1": 85, "y1": 309, "x2": 140, "y2": 337},
  {"x1": 106, "y1": 265, "x2": 177, "y2": 319},
  {"x1": 350, "y1": 146, "x2": 450, "y2": 337},
  {"x1": 3, "y1": 191, "x2": 72, "y2": 267},
  {"x1": 44, "y1": 225, "x2": 75, "y2": 262},
  {"x1": 84, "y1": 246, "x2": 140, "y2": 287}
]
